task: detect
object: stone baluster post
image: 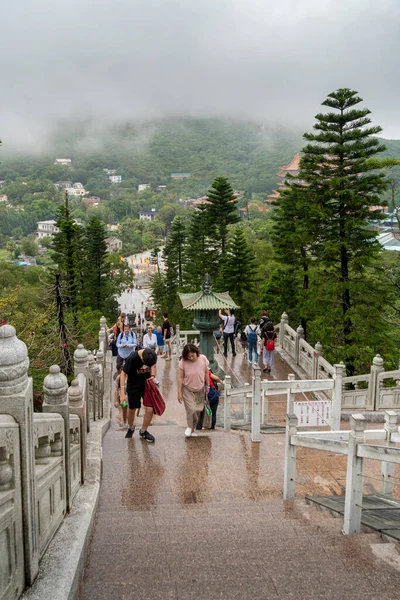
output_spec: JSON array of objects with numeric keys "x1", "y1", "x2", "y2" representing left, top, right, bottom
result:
[
  {"x1": 368, "y1": 354, "x2": 384, "y2": 411},
  {"x1": 87, "y1": 352, "x2": 96, "y2": 424},
  {"x1": 381, "y1": 411, "x2": 398, "y2": 496},
  {"x1": 343, "y1": 414, "x2": 367, "y2": 534},
  {"x1": 332, "y1": 363, "x2": 345, "y2": 430},
  {"x1": 68, "y1": 379, "x2": 86, "y2": 483},
  {"x1": 96, "y1": 350, "x2": 104, "y2": 419},
  {"x1": 93, "y1": 362, "x2": 101, "y2": 421},
  {"x1": 251, "y1": 365, "x2": 261, "y2": 442},
  {"x1": 74, "y1": 344, "x2": 89, "y2": 378},
  {"x1": 283, "y1": 413, "x2": 298, "y2": 500},
  {"x1": 279, "y1": 312, "x2": 289, "y2": 348},
  {"x1": 223, "y1": 375, "x2": 232, "y2": 431},
  {"x1": 98, "y1": 316, "x2": 107, "y2": 357},
  {"x1": 295, "y1": 325, "x2": 304, "y2": 366},
  {"x1": 175, "y1": 324, "x2": 180, "y2": 356},
  {"x1": 0, "y1": 324, "x2": 39, "y2": 584},
  {"x1": 286, "y1": 373, "x2": 296, "y2": 414},
  {"x1": 42, "y1": 365, "x2": 72, "y2": 510},
  {"x1": 313, "y1": 341, "x2": 323, "y2": 380}
]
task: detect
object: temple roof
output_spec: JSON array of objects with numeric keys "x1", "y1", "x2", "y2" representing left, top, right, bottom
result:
[
  {"x1": 280, "y1": 153, "x2": 301, "y2": 172},
  {"x1": 179, "y1": 275, "x2": 239, "y2": 310}
]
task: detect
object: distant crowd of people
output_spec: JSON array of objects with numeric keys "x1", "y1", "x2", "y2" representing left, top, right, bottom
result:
[{"x1": 108, "y1": 307, "x2": 277, "y2": 441}]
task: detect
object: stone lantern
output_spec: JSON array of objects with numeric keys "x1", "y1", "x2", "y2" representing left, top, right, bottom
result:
[{"x1": 179, "y1": 274, "x2": 239, "y2": 375}]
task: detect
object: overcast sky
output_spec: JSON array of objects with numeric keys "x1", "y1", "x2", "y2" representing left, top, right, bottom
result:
[{"x1": 1, "y1": 0, "x2": 400, "y2": 149}]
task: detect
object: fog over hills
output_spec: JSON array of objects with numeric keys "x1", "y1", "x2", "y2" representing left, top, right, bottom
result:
[{"x1": 1, "y1": 0, "x2": 400, "y2": 152}]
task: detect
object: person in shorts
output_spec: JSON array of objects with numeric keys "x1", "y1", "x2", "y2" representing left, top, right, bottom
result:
[
  {"x1": 120, "y1": 348, "x2": 158, "y2": 442},
  {"x1": 162, "y1": 312, "x2": 172, "y2": 360}
]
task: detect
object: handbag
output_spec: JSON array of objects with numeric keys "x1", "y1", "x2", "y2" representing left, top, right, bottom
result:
[{"x1": 201, "y1": 398, "x2": 212, "y2": 429}]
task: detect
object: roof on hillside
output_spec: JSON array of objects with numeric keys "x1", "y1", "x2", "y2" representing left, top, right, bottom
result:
[{"x1": 280, "y1": 153, "x2": 301, "y2": 172}]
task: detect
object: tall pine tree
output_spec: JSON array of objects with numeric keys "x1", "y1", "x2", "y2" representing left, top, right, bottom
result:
[
  {"x1": 283, "y1": 88, "x2": 388, "y2": 372},
  {"x1": 205, "y1": 176, "x2": 240, "y2": 256},
  {"x1": 183, "y1": 206, "x2": 218, "y2": 290},
  {"x1": 221, "y1": 227, "x2": 257, "y2": 316},
  {"x1": 82, "y1": 217, "x2": 108, "y2": 311}
]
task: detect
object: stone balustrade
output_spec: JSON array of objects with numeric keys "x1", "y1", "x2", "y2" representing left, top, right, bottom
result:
[
  {"x1": 0, "y1": 316, "x2": 112, "y2": 598},
  {"x1": 277, "y1": 313, "x2": 400, "y2": 412}
]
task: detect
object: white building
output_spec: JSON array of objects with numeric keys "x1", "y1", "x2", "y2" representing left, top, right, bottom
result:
[
  {"x1": 109, "y1": 175, "x2": 122, "y2": 184},
  {"x1": 36, "y1": 220, "x2": 60, "y2": 239},
  {"x1": 66, "y1": 183, "x2": 87, "y2": 197},
  {"x1": 138, "y1": 184, "x2": 150, "y2": 192},
  {"x1": 139, "y1": 209, "x2": 158, "y2": 221},
  {"x1": 103, "y1": 169, "x2": 117, "y2": 175},
  {"x1": 54, "y1": 159, "x2": 72, "y2": 168},
  {"x1": 105, "y1": 237, "x2": 123, "y2": 253},
  {"x1": 54, "y1": 181, "x2": 72, "y2": 189}
]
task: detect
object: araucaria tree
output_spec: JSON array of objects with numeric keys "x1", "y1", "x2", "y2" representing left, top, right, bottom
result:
[
  {"x1": 183, "y1": 206, "x2": 218, "y2": 290},
  {"x1": 222, "y1": 227, "x2": 257, "y2": 314},
  {"x1": 276, "y1": 88, "x2": 388, "y2": 372},
  {"x1": 206, "y1": 176, "x2": 240, "y2": 256},
  {"x1": 83, "y1": 217, "x2": 108, "y2": 311}
]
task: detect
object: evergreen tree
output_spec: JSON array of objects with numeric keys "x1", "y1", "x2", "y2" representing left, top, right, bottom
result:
[
  {"x1": 221, "y1": 227, "x2": 257, "y2": 315},
  {"x1": 82, "y1": 217, "x2": 108, "y2": 311},
  {"x1": 162, "y1": 216, "x2": 186, "y2": 288},
  {"x1": 183, "y1": 206, "x2": 218, "y2": 290},
  {"x1": 205, "y1": 176, "x2": 240, "y2": 255},
  {"x1": 51, "y1": 192, "x2": 80, "y2": 313},
  {"x1": 290, "y1": 88, "x2": 388, "y2": 372}
]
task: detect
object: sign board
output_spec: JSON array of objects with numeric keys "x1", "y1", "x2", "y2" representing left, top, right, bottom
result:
[{"x1": 294, "y1": 400, "x2": 331, "y2": 427}]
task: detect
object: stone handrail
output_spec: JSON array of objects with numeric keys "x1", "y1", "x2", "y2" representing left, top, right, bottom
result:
[
  {"x1": 277, "y1": 313, "x2": 400, "y2": 412},
  {"x1": 0, "y1": 316, "x2": 112, "y2": 597}
]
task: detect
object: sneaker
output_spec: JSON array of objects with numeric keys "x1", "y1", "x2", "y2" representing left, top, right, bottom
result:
[
  {"x1": 191, "y1": 432, "x2": 198, "y2": 437},
  {"x1": 248, "y1": 360, "x2": 252, "y2": 365},
  {"x1": 140, "y1": 430, "x2": 155, "y2": 443},
  {"x1": 165, "y1": 357, "x2": 171, "y2": 361},
  {"x1": 232, "y1": 353, "x2": 237, "y2": 357},
  {"x1": 154, "y1": 378, "x2": 160, "y2": 386},
  {"x1": 125, "y1": 426, "x2": 135, "y2": 439},
  {"x1": 263, "y1": 368, "x2": 268, "y2": 373},
  {"x1": 223, "y1": 354, "x2": 228, "y2": 358},
  {"x1": 185, "y1": 427, "x2": 192, "y2": 437}
]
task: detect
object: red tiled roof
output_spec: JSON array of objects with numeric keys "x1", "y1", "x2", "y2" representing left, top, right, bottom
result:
[{"x1": 280, "y1": 153, "x2": 301, "y2": 172}]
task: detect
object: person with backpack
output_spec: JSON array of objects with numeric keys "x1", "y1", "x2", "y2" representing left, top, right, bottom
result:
[
  {"x1": 262, "y1": 321, "x2": 277, "y2": 374},
  {"x1": 244, "y1": 316, "x2": 260, "y2": 366},
  {"x1": 219, "y1": 308, "x2": 237, "y2": 358},
  {"x1": 116, "y1": 324, "x2": 137, "y2": 370},
  {"x1": 196, "y1": 369, "x2": 222, "y2": 431},
  {"x1": 259, "y1": 309, "x2": 271, "y2": 334}
]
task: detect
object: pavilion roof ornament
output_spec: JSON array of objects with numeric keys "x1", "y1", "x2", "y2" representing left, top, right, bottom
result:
[{"x1": 179, "y1": 274, "x2": 239, "y2": 311}]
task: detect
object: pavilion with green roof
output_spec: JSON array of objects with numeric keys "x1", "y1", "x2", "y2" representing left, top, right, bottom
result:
[{"x1": 178, "y1": 274, "x2": 239, "y2": 374}]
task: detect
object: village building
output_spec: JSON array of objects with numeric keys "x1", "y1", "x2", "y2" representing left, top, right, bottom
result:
[
  {"x1": 82, "y1": 197, "x2": 100, "y2": 207},
  {"x1": 54, "y1": 181, "x2": 72, "y2": 189},
  {"x1": 105, "y1": 237, "x2": 123, "y2": 253},
  {"x1": 66, "y1": 183, "x2": 87, "y2": 197},
  {"x1": 0, "y1": 194, "x2": 8, "y2": 203},
  {"x1": 107, "y1": 223, "x2": 120, "y2": 232},
  {"x1": 171, "y1": 172, "x2": 191, "y2": 180},
  {"x1": 103, "y1": 168, "x2": 117, "y2": 175},
  {"x1": 138, "y1": 184, "x2": 150, "y2": 192},
  {"x1": 54, "y1": 158, "x2": 72, "y2": 168},
  {"x1": 156, "y1": 185, "x2": 167, "y2": 191},
  {"x1": 139, "y1": 209, "x2": 158, "y2": 221},
  {"x1": 35, "y1": 220, "x2": 60, "y2": 239},
  {"x1": 109, "y1": 175, "x2": 122, "y2": 184}
]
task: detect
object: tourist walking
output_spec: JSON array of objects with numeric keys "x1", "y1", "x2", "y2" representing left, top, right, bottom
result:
[
  {"x1": 108, "y1": 312, "x2": 126, "y2": 357},
  {"x1": 162, "y1": 312, "x2": 173, "y2": 360},
  {"x1": 143, "y1": 325, "x2": 160, "y2": 385},
  {"x1": 262, "y1": 322, "x2": 277, "y2": 373},
  {"x1": 178, "y1": 344, "x2": 209, "y2": 437},
  {"x1": 155, "y1": 326, "x2": 165, "y2": 355},
  {"x1": 245, "y1": 317, "x2": 260, "y2": 366},
  {"x1": 114, "y1": 367, "x2": 128, "y2": 429},
  {"x1": 219, "y1": 308, "x2": 236, "y2": 357},
  {"x1": 119, "y1": 348, "x2": 158, "y2": 442},
  {"x1": 196, "y1": 370, "x2": 222, "y2": 431},
  {"x1": 116, "y1": 324, "x2": 137, "y2": 370}
]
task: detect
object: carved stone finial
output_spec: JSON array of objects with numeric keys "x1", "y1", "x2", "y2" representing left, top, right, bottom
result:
[
  {"x1": 281, "y1": 312, "x2": 289, "y2": 322},
  {"x1": 96, "y1": 349, "x2": 104, "y2": 363},
  {"x1": 296, "y1": 325, "x2": 304, "y2": 337},
  {"x1": 100, "y1": 316, "x2": 107, "y2": 330},
  {"x1": 0, "y1": 324, "x2": 30, "y2": 396},
  {"x1": 315, "y1": 341, "x2": 323, "y2": 355},
  {"x1": 202, "y1": 273, "x2": 213, "y2": 294},
  {"x1": 87, "y1": 352, "x2": 95, "y2": 369},
  {"x1": 68, "y1": 378, "x2": 83, "y2": 407},
  {"x1": 74, "y1": 344, "x2": 88, "y2": 366},
  {"x1": 43, "y1": 365, "x2": 68, "y2": 406},
  {"x1": 372, "y1": 354, "x2": 384, "y2": 368}
]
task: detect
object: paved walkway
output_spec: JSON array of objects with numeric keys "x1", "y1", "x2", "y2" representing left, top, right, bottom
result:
[{"x1": 79, "y1": 353, "x2": 400, "y2": 600}]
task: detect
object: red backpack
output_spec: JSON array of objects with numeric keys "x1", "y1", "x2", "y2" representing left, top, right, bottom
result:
[{"x1": 265, "y1": 336, "x2": 275, "y2": 351}]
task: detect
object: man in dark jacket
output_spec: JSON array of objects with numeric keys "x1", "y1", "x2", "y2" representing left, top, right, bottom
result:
[{"x1": 259, "y1": 310, "x2": 271, "y2": 333}]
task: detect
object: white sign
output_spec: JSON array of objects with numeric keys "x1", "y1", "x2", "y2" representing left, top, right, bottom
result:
[{"x1": 294, "y1": 400, "x2": 331, "y2": 427}]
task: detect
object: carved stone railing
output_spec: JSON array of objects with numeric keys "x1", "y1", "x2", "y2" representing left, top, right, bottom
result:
[
  {"x1": 0, "y1": 316, "x2": 112, "y2": 598},
  {"x1": 277, "y1": 313, "x2": 400, "y2": 412}
]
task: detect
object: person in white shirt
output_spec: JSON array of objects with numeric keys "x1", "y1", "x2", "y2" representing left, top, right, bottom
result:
[
  {"x1": 244, "y1": 317, "x2": 260, "y2": 366},
  {"x1": 142, "y1": 325, "x2": 159, "y2": 385},
  {"x1": 219, "y1": 309, "x2": 236, "y2": 358}
]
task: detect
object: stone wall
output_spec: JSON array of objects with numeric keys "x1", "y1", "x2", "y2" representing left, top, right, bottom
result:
[{"x1": 0, "y1": 317, "x2": 111, "y2": 598}]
